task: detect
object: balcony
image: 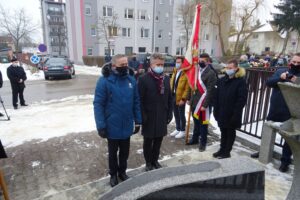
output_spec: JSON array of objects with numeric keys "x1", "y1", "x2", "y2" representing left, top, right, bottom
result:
[
  {"x1": 51, "y1": 42, "x2": 66, "y2": 46},
  {"x1": 48, "y1": 21, "x2": 65, "y2": 26},
  {"x1": 47, "y1": 10, "x2": 64, "y2": 16}
]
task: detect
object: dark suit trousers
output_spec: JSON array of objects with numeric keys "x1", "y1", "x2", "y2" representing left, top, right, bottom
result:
[
  {"x1": 220, "y1": 128, "x2": 236, "y2": 155},
  {"x1": 107, "y1": 138, "x2": 130, "y2": 175},
  {"x1": 11, "y1": 84, "x2": 25, "y2": 107},
  {"x1": 143, "y1": 137, "x2": 163, "y2": 164}
]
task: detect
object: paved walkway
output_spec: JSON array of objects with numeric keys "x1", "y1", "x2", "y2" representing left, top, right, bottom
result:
[{"x1": 0, "y1": 124, "x2": 218, "y2": 200}]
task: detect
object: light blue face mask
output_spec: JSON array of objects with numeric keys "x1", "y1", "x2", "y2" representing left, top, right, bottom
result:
[
  {"x1": 152, "y1": 66, "x2": 164, "y2": 74},
  {"x1": 225, "y1": 69, "x2": 236, "y2": 77},
  {"x1": 175, "y1": 63, "x2": 181, "y2": 69}
]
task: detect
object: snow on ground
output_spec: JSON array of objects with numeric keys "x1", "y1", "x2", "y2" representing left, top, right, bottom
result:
[
  {"x1": 0, "y1": 63, "x2": 45, "y2": 81},
  {"x1": 74, "y1": 64, "x2": 102, "y2": 76},
  {"x1": 0, "y1": 95, "x2": 96, "y2": 147}
]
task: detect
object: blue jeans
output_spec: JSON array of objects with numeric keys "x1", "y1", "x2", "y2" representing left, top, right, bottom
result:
[{"x1": 173, "y1": 99, "x2": 186, "y2": 131}]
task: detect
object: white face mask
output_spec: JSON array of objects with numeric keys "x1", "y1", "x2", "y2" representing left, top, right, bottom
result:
[
  {"x1": 12, "y1": 62, "x2": 19, "y2": 67},
  {"x1": 225, "y1": 69, "x2": 236, "y2": 77}
]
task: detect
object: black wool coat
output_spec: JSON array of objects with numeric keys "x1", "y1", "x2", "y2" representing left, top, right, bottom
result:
[
  {"x1": 7, "y1": 64, "x2": 27, "y2": 88},
  {"x1": 213, "y1": 67, "x2": 248, "y2": 129},
  {"x1": 138, "y1": 73, "x2": 173, "y2": 138}
]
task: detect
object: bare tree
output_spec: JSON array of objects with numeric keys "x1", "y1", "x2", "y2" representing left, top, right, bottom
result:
[
  {"x1": 97, "y1": 14, "x2": 118, "y2": 56},
  {"x1": 0, "y1": 6, "x2": 39, "y2": 52},
  {"x1": 208, "y1": 0, "x2": 232, "y2": 56},
  {"x1": 232, "y1": 0, "x2": 262, "y2": 55}
]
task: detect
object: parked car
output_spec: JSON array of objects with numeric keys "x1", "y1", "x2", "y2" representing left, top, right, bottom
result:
[
  {"x1": 43, "y1": 56, "x2": 75, "y2": 80},
  {"x1": 136, "y1": 53, "x2": 175, "y2": 75},
  {"x1": 0, "y1": 55, "x2": 9, "y2": 63}
]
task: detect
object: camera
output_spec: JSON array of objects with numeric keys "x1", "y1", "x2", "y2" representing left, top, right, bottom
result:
[{"x1": 287, "y1": 73, "x2": 294, "y2": 79}]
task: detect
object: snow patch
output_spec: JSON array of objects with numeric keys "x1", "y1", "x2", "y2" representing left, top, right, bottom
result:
[
  {"x1": 0, "y1": 63, "x2": 45, "y2": 81},
  {"x1": 74, "y1": 65, "x2": 102, "y2": 76},
  {"x1": 32, "y1": 161, "x2": 41, "y2": 168}
]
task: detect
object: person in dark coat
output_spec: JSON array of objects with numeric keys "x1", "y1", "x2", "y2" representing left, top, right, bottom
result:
[
  {"x1": 188, "y1": 53, "x2": 217, "y2": 152},
  {"x1": 213, "y1": 59, "x2": 248, "y2": 159},
  {"x1": 138, "y1": 53, "x2": 173, "y2": 171},
  {"x1": 7, "y1": 57, "x2": 28, "y2": 109},
  {"x1": 0, "y1": 70, "x2": 4, "y2": 117},
  {"x1": 93, "y1": 54, "x2": 142, "y2": 187},
  {"x1": 266, "y1": 53, "x2": 300, "y2": 172}
]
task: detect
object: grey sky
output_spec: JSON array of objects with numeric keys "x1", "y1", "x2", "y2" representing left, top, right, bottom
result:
[{"x1": 0, "y1": 0, "x2": 281, "y2": 44}]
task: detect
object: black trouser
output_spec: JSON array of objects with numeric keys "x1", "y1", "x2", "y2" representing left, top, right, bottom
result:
[
  {"x1": 281, "y1": 142, "x2": 292, "y2": 165},
  {"x1": 143, "y1": 137, "x2": 163, "y2": 164},
  {"x1": 11, "y1": 84, "x2": 25, "y2": 107},
  {"x1": 220, "y1": 128, "x2": 236, "y2": 155},
  {"x1": 107, "y1": 138, "x2": 130, "y2": 176}
]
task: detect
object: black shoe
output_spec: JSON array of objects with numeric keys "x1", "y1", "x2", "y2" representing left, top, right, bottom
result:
[
  {"x1": 279, "y1": 163, "x2": 289, "y2": 173},
  {"x1": 199, "y1": 144, "x2": 206, "y2": 152},
  {"x1": 0, "y1": 113, "x2": 4, "y2": 117},
  {"x1": 110, "y1": 175, "x2": 118, "y2": 187},
  {"x1": 186, "y1": 140, "x2": 198, "y2": 145},
  {"x1": 145, "y1": 163, "x2": 154, "y2": 171},
  {"x1": 218, "y1": 153, "x2": 231, "y2": 159},
  {"x1": 152, "y1": 161, "x2": 162, "y2": 169},
  {"x1": 251, "y1": 152, "x2": 259, "y2": 158},
  {"x1": 13, "y1": 106, "x2": 18, "y2": 110},
  {"x1": 212, "y1": 150, "x2": 222, "y2": 158},
  {"x1": 21, "y1": 104, "x2": 28, "y2": 106},
  {"x1": 118, "y1": 173, "x2": 129, "y2": 181}
]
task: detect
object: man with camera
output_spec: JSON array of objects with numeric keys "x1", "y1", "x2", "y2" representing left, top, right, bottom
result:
[{"x1": 266, "y1": 52, "x2": 300, "y2": 172}]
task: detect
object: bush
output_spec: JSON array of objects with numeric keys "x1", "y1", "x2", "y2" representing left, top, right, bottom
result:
[{"x1": 82, "y1": 56, "x2": 105, "y2": 67}]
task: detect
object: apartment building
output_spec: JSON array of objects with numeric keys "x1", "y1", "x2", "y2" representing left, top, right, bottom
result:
[{"x1": 41, "y1": 0, "x2": 68, "y2": 56}]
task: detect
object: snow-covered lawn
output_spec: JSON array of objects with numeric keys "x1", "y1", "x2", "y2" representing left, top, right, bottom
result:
[
  {"x1": 0, "y1": 95, "x2": 96, "y2": 147},
  {"x1": 74, "y1": 64, "x2": 102, "y2": 76}
]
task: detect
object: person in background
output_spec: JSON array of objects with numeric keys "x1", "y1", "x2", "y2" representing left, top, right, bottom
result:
[
  {"x1": 213, "y1": 59, "x2": 248, "y2": 159},
  {"x1": 128, "y1": 53, "x2": 139, "y2": 72},
  {"x1": 0, "y1": 70, "x2": 4, "y2": 117},
  {"x1": 104, "y1": 53, "x2": 112, "y2": 63},
  {"x1": 93, "y1": 54, "x2": 142, "y2": 187},
  {"x1": 7, "y1": 56, "x2": 28, "y2": 109},
  {"x1": 138, "y1": 53, "x2": 173, "y2": 171},
  {"x1": 265, "y1": 53, "x2": 300, "y2": 172},
  {"x1": 239, "y1": 55, "x2": 251, "y2": 69},
  {"x1": 169, "y1": 56, "x2": 190, "y2": 139},
  {"x1": 188, "y1": 53, "x2": 217, "y2": 152}
]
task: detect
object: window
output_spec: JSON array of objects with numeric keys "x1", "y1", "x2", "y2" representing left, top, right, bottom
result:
[
  {"x1": 205, "y1": 34, "x2": 209, "y2": 40},
  {"x1": 158, "y1": 30, "x2": 163, "y2": 39},
  {"x1": 103, "y1": 6, "x2": 113, "y2": 17},
  {"x1": 122, "y1": 28, "x2": 131, "y2": 37},
  {"x1": 105, "y1": 48, "x2": 115, "y2": 56},
  {"x1": 141, "y1": 28, "x2": 149, "y2": 38},
  {"x1": 165, "y1": 12, "x2": 169, "y2": 22},
  {"x1": 169, "y1": 0, "x2": 173, "y2": 5},
  {"x1": 253, "y1": 34, "x2": 259, "y2": 39},
  {"x1": 159, "y1": 0, "x2": 164, "y2": 4},
  {"x1": 142, "y1": 0, "x2": 149, "y2": 2},
  {"x1": 125, "y1": 8, "x2": 134, "y2": 19},
  {"x1": 155, "y1": 11, "x2": 160, "y2": 21},
  {"x1": 138, "y1": 10, "x2": 147, "y2": 20},
  {"x1": 165, "y1": 47, "x2": 169, "y2": 53},
  {"x1": 87, "y1": 48, "x2": 93, "y2": 56},
  {"x1": 155, "y1": 47, "x2": 159, "y2": 52},
  {"x1": 125, "y1": 47, "x2": 133, "y2": 55},
  {"x1": 138, "y1": 47, "x2": 146, "y2": 53},
  {"x1": 108, "y1": 26, "x2": 118, "y2": 36},
  {"x1": 85, "y1": 5, "x2": 91, "y2": 15},
  {"x1": 177, "y1": 15, "x2": 183, "y2": 23},
  {"x1": 91, "y1": 27, "x2": 96, "y2": 36}
]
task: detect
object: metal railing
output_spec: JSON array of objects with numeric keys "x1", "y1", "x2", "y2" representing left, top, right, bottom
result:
[{"x1": 238, "y1": 67, "x2": 286, "y2": 147}]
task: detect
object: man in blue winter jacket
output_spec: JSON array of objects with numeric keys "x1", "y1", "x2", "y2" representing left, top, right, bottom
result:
[
  {"x1": 93, "y1": 54, "x2": 142, "y2": 187},
  {"x1": 266, "y1": 52, "x2": 300, "y2": 172}
]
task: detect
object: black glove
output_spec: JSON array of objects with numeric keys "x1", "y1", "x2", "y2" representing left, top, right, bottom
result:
[
  {"x1": 133, "y1": 124, "x2": 141, "y2": 134},
  {"x1": 98, "y1": 128, "x2": 107, "y2": 138}
]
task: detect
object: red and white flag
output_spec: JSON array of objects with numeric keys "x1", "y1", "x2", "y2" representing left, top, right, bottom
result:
[{"x1": 181, "y1": 4, "x2": 209, "y2": 124}]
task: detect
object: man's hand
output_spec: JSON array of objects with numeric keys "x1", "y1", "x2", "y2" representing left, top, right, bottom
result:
[
  {"x1": 280, "y1": 72, "x2": 288, "y2": 80},
  {"x1": 133, "y1": 124, "x2": 141, "y2": 134},
  {"x1": 290, "y1": 76, "x2": 297, "y2": 83},
  {"x1": 178, "y1": 100, "x2": 185, "y2": 106},
  {"x1": 19, "y1": 79, "x2": 23, "y2": 83},
  {"x1": 98, "y1": 129, "x2": 107, "y2": 138},
  {"x1": 200, "y1": 106, "x2": 206, "y2": 111}
]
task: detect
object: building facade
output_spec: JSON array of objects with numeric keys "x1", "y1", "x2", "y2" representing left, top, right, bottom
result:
[{"x1": 41, "y1": 0, "x2": 68, "y2": 56}]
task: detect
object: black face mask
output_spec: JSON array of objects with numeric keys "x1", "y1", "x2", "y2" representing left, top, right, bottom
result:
[
  {"x1": 290, "y1": 63, "x2": 300, "y2": 73},
  {"x1": 116, "y1": 66, "x2": 128, "y2": 76},
  {"x1": 199, "y1": 61, "x2": 206, "y2": 68}
]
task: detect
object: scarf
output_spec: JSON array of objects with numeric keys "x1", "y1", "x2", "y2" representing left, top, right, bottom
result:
[{"x1": 149, "y1": 68, "x2": 164, "y2": 95}]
